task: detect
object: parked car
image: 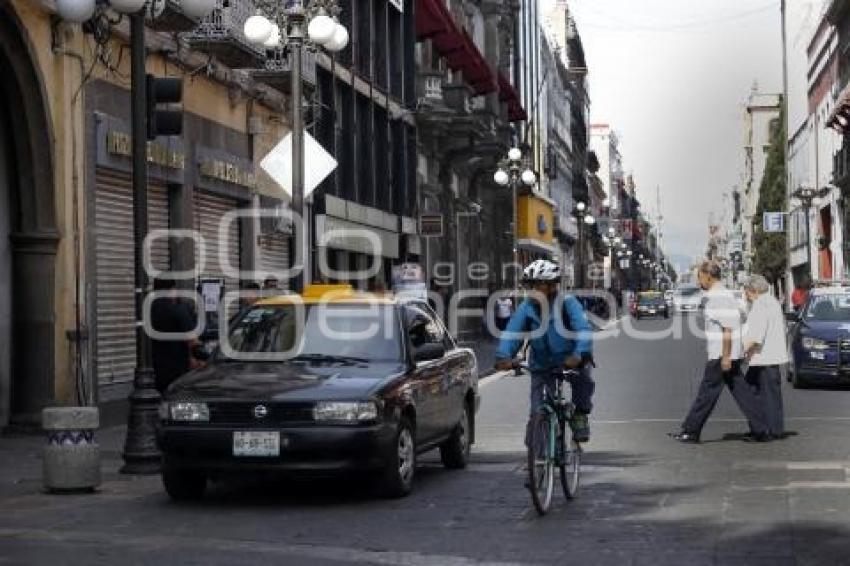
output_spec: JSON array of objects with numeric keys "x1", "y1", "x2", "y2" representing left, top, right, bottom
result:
[
  {"x1": 787, "y1": 286, "x2": 850, "y2": 388},
  {"x1": 673, "y1": 285, "x2": 702, "y2": 314},
  {"x1": 634, "y1": 291, "x2": 670, "y2": 319},
  {"x1": 157, "y1": 284, "x2": 479, "y2": 500}
]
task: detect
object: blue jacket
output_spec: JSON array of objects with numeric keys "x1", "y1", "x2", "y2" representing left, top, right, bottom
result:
[{"x1": 495, "y1": 295, "x2": 593, "y2": 372}]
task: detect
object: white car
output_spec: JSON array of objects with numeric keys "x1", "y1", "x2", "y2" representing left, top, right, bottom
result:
[{"x1": 673, "y1": 286, "x2": 702, "y2": 313}]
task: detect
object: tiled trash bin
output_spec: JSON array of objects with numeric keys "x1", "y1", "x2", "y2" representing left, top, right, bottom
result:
[{"x1": 42, "y1": 407, "x2": 101, "y2": 492}]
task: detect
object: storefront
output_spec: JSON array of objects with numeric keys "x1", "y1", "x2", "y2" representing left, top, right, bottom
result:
[
  {"x1": 90, "y1": 113, "x2": 185, "y2": 398},
  {"x1": 316, "y1": 195, "x2": 401, "y2": 288}
]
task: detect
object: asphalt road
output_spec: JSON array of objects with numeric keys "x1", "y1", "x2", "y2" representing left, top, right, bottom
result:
[{"x1": 3, "y1": 313, "x2": 850, "y2": 565}]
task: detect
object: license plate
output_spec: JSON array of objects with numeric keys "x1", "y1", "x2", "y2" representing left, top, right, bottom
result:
[
  {"x1": 649, "y1": 309, "x2": 656, "y2": 314},
  {"x1": 233, "y1": 431, "x2": 280, "y2": 457}
]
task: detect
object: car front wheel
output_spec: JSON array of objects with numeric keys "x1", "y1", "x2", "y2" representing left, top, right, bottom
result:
[
  {"x1": 440, "y1": 404, "x2": 472, "y2": 470},
  {"x1": 162, "y1": 468, "x2": 207, "y2": 501},
  {"x1": 379, "y1": 417, "x2": 416, "y2": 498}
]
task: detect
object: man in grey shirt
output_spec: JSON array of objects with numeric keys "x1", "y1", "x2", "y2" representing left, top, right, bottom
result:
[
  {"x1": 742, "y1": 274, "x2": 788, "y2": 439},
  {"x1": 671, "y1": 261, "x2": 769, "y2": 443}
]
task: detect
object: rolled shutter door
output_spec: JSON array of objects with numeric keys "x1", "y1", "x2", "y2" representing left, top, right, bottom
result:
[
  {"x1": 259, "y1": 233, "x2": 290, "y2": 288},
  {"x1": 94, "y1": 169, "x2": 170, "y2": 385},
  {"x1": 193, "y1": 190, "x2": 241, "y2": 315}
]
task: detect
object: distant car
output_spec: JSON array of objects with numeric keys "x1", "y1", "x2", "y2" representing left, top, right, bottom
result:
[
  {"x1": 157, "y1": 284, "x2": 479, "y2": 500},
  {"x1": 788, "y1": 286, "x2": 850, "y2": 388},
  {"x1": 673, "y1": 286, "x2": 702, "y2": 314},
  {"x1": 634, "y1": 292, "x2": 670, "y2": 319}
]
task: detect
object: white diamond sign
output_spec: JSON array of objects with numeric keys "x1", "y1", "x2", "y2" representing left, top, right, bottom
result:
[{"x1": 260, "y1": 130, "x2": 337, "y2": 199}]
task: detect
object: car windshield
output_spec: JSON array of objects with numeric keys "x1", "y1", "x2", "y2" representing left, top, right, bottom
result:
[
  {"x1": 221, "y1": 304, "x2": 402, "y2": 361},
  {"x1": 677, "y1": 287, "x2": 700, "y2": 297},
  {"x1": 804, "y1": 294, "x2": 850, "y2": 322},
  {"x1": 639, "y1": 296, "x2": 664, "y2": 305}
]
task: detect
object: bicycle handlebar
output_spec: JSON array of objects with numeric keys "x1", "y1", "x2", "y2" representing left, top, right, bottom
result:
[{"x1": 510, "y1": 361, "x2": 581, "y2": 379}]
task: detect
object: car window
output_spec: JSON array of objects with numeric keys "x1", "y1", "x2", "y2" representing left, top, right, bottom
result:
[
  {"x1": 405, "y1": 306, "x2": 446, "y2": 350},
  {"x1": 224, "y1": 303, "x2": 402, "y2": 361},
  {"x1": 805, "y1": 294, "x2": 850, "y2": 322}
]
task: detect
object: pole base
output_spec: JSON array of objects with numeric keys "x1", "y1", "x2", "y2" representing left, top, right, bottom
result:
[{"x1": 121, "y1": 366, "x2": 162, "y2": 475}]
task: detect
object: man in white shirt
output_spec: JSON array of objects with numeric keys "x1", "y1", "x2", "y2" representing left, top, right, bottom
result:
[
  {"x1": 671, "y1": 261, "x2": 769, "y2": 443},
  {"x1": 743, "y1": 274, "x2": 789, "y2": 440}
]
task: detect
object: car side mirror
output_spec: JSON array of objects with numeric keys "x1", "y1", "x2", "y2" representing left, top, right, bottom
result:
[{"x1": 414, "y1": 343, "x2": 445, "y2": 363}]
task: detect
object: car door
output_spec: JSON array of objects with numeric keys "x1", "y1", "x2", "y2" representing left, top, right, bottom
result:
[
  {"x1": 423, "y1": 303, "x2": 471, "y2": 435},
  {"x1": 404, "y1": 305, "x2": 450, "y2": 445}
]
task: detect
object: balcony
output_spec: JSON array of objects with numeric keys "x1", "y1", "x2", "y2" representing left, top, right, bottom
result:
[
  {"x1": 148, "y1": 0, "x2": 202, "y2": 32},
  {"x1": 184, "y1": 0, "x2": 264, "y2": 69},
  {"x1": 252, "y1": 48, "x2": 317, "y2": 95}
]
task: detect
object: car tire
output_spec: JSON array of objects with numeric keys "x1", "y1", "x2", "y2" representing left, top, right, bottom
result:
[
  {"x1": 440, "y1": 404, "x2": 472, "y2": 470},
  {"x1": 162, "y1": 468, "x2": 207, "y2": 501},
  {"x1": 379, "y1": 417, "x2": 416, "y2": 498}
]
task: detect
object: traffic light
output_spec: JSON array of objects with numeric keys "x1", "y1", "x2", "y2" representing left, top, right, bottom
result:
[{"x1": 146, "y1": 74, "x2": 183, "y2": 139}]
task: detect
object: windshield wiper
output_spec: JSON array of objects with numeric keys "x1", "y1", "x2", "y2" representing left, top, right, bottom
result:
[{"x1": 291, "y1": 353, "x2": 369, "y2": 365}]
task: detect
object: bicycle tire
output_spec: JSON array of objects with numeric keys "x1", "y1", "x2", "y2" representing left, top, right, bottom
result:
[
  {"x1": 559, "y1": 429, "x2": 581, "y2": 500},
  {"x1": 527, "y1": 412, "x2": 555, "y2": 515}
]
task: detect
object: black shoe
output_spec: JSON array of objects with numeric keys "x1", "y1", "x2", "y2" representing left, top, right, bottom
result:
[
  {"x1": 741, "y1": 432, "x2": 772, "y2": 443},
  {"x1": 669, "y1": 431, "x2": 700, "y2": 443}
]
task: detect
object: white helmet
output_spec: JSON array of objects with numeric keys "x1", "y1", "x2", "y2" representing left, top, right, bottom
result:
[{"x1": 523, "y1": 259, "x2": 561, "y2": 282}]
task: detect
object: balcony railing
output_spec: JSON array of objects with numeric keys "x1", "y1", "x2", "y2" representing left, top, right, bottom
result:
[
  {"x1": 148, "y1": 0, "x2": 201, "y2": 32},
  {"x1": 185, "y1": 0, "x2": 264, "y2": 69},
  {"x1": 252, "y1": 48, "x2": 317, "y2": 94}
]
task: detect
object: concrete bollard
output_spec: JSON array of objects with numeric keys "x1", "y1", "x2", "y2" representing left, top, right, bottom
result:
[{"x1": 42, "y1": 407, "x2": 101, "y2": 493}]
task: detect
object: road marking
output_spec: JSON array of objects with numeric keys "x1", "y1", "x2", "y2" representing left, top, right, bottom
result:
[{"x1": 0, "y1": 527, "x2": 529, "y2": 566}]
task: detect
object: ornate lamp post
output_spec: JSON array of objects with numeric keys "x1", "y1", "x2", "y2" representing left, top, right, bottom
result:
[
  {"x1": 494, "y1": 148, "x2": 537, "y2": 289},
  {"x1": 243, "y1": 1, "x2": 349, "y2": 292},
  {"x1": 56, "y1": 0, "x2": 218, "y2": 474},
  {"x1": 791, "y1": 185, "x2": 830, "y2": 282}
]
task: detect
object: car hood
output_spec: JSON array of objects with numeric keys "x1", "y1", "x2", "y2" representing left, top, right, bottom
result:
[
  {"x1": 165, "y1": 361, "x2": 408, "y2": 402},
  {"x1": 799, "y1": 320, "x2": 850, "y2": 339}
]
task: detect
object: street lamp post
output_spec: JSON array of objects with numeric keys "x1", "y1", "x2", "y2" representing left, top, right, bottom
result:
[
  {"x1": 55, "y1": 0, "x2": 218, "y2": 474},
  {"x1": 494, "y1": 148, "x2": 537, "y2": 290},
  {"x1": 792, "y1": 186, "x2": 829, "y2": 282},
  {"x1": 245, "y1": 1, "x2": 349, "y2": 293}
]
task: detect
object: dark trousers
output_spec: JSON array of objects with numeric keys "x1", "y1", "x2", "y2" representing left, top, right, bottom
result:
[
  {"x1": 530, "y1": 367, "x2": 595, "y2": 415},
  {"x1": 746, "y1": 365, "x2": 785, "y2": 437},
  {"x1": 681, "y1": 359, "x2": 768, "y2": 436}
]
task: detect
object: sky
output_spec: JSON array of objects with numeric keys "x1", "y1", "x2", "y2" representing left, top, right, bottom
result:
[{"x1": 542, "y1": 0, "x2": 785, "y2": 268}]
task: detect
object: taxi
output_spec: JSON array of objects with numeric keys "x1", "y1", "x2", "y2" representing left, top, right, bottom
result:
[{"x1": 157, "y1": 284, "x2": 479, "y2": 500}]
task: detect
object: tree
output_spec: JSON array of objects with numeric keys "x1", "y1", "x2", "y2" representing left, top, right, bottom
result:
[{"x1": 751, "y1": 107, "x2": 787, "y2": 284}]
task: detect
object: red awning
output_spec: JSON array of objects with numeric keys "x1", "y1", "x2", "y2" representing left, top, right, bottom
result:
[
  {"x1": 416, "y1": 0, "x2": 497, "y2": 96},
  {"x1": 498, "y1": 73, "x2": 527, "y2": 122}
]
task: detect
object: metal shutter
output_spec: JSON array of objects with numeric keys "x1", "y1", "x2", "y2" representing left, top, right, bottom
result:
[
  {"x1": 94, "y1": 169, "x2": 170, "y2": 385},
  {"x1": 259, "y1": 232, "x2": 290, "y2": 288},
  {"x1": 193, "y1": 190, "x2": 241, "y2": 314}
]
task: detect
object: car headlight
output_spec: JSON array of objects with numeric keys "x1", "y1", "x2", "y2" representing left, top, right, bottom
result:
[
  {"x1": 167, "y1": 402, "x2": 210, "y2": 422},
  {"x1": 802, "y1": 337, "x2": 830, "y2": 351},
  {"x1": 313, "y1": 401, "x2": 378, "y2": 423}
]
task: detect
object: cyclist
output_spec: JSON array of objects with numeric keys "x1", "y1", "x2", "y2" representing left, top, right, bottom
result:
[{"x1": 494, "y1": 259, "x2": 595, "y2": 442}]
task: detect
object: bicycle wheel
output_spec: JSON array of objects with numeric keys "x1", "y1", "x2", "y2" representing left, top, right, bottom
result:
[
  {"x1": 559, "y1": 427, "x2": 581, "y2": 500},
  {"x1": 527, "y1": 412, "x2": 555, "y2": 515}
]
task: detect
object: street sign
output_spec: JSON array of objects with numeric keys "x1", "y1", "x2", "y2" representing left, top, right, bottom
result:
[
  {"x1": 419, "y1": 214, "x2": 443, "y2": 237},
  {"x1": 763, "y1": 212, "x2": 785, "y2": 233},
  {"x1": 259, "y1": 130, "x2": 337, "y2": 199}
]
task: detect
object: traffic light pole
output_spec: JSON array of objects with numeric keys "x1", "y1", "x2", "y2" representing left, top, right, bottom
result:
[
  {"x1": 290, "y1": 3, "x2": 306, "y2": 293},
  {"x1": 121, "y1": 10, "x2": 162, "y2": 474}
]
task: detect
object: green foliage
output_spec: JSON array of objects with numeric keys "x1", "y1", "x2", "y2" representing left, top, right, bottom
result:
[{"x1": 751, "y1": 108, "x2": 787, "y2": 284}]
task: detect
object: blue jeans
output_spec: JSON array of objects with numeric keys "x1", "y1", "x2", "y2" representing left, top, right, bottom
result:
[{"x1": 529, "y1": 367, "x2": 595, "y2": 415}]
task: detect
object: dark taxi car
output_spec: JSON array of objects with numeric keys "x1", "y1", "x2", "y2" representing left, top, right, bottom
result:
[
  {"x1": 157, "y1": 284, "x2": 479, "y2": 500},
  {"x1": 788, "y1": 286, "x2": 850, "y2": 388},
  {"x1": 634, "y1": 292, "x2": 669, "y2": 320}
]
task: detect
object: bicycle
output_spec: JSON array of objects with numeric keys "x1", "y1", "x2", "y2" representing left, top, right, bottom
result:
[{"x1": 515, "y1": 363, "x2": 582, "y2": 515}]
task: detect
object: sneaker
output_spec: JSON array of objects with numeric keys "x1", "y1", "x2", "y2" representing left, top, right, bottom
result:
[
  {"x1": 570, "y1": 413, "x2": 590, "y2": 443},
  {"x1": 669, "y1": 431, "x2": 700, "y2": 444}
]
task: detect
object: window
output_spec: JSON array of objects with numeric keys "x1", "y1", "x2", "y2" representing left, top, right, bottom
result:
[{"x1": 405, "y1": 306, "x2": 446, "y2": 350}]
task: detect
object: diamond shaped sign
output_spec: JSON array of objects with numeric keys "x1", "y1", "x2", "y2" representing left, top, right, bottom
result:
[{"x1": 260, "y1": 130, "x2": 337, "y2": 199}]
